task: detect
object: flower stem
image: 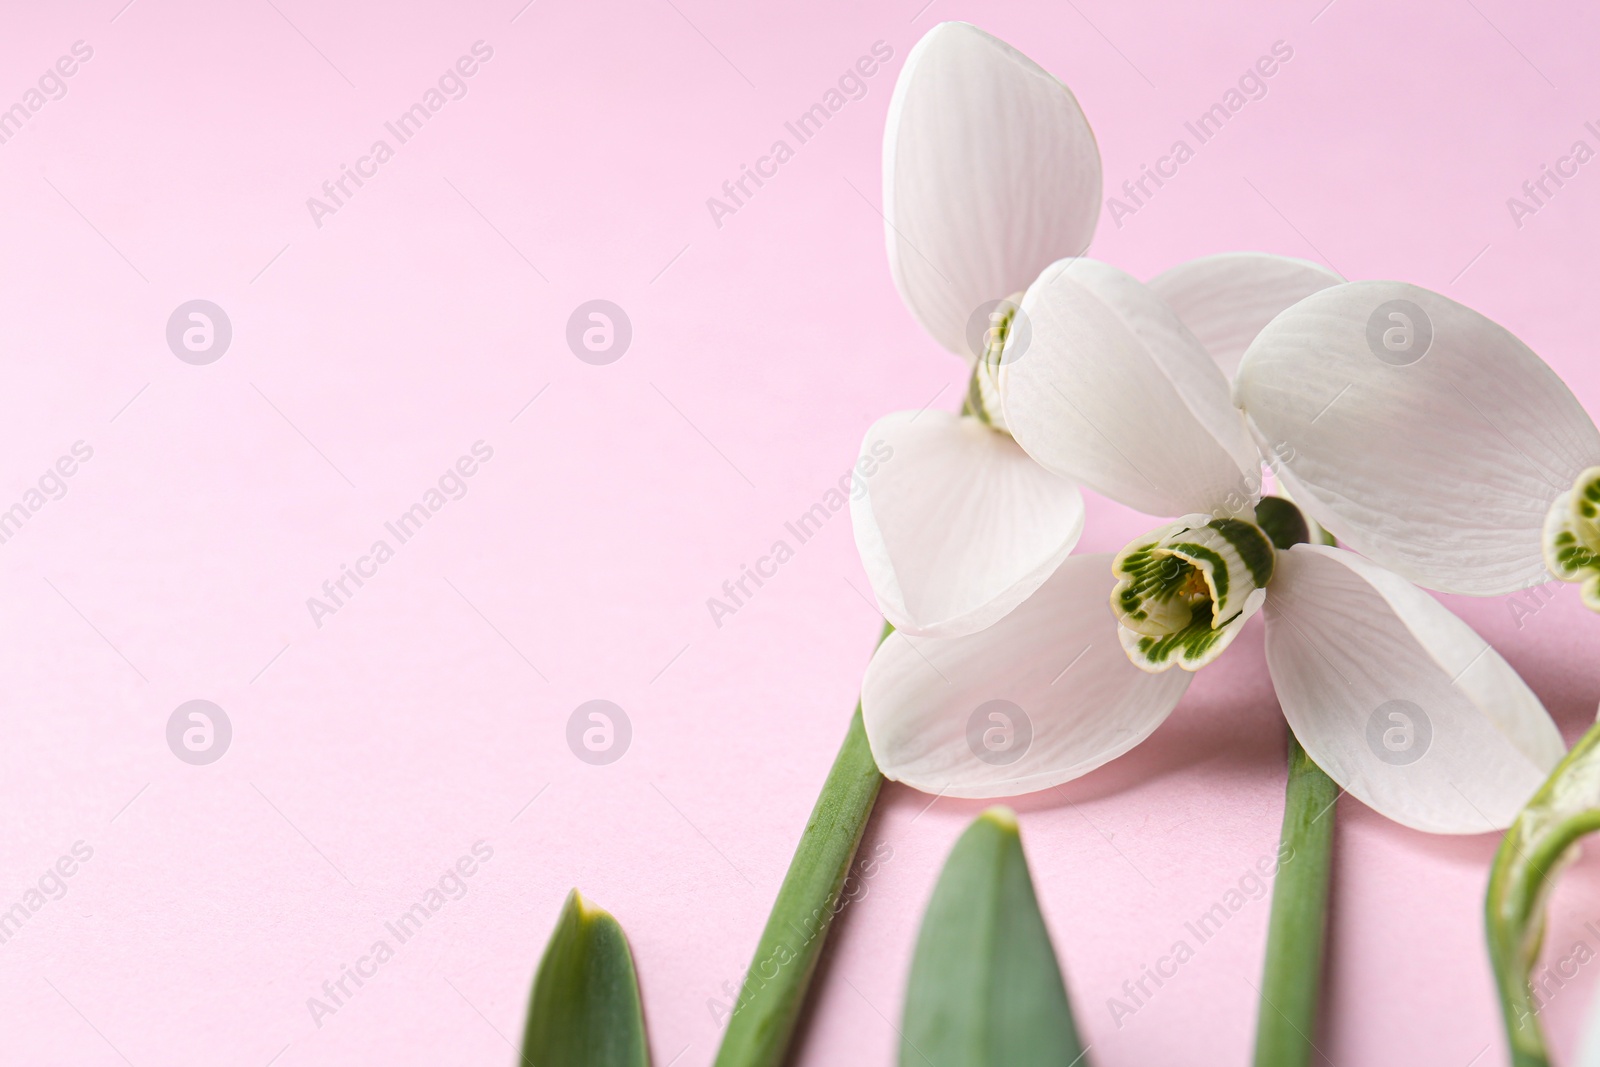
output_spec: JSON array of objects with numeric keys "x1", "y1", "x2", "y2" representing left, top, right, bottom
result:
[
  {"x1": 712, "y1": 623, "x2": 891, "y2": 1067},
  {"x1": 1253, "y1": 732, "x2": 1338, "y2": 1067},
  {"x1": 1486, "y1": 720, "x2": 1600, "y2": 1067}
]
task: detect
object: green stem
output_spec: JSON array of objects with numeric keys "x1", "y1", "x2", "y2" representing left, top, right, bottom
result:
[
  {"x1": 1486, "y1": 720, "x2": 1600, "y2": 1067},
  {"x1": 712, "y1": 623, "x2": 891, "y2": 1067},
  {"x1": 1253, "y1": 732, "x2": 1338, "y2": 1067}
]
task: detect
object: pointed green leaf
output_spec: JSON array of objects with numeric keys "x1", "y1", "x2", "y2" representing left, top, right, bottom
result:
[
  {"x1": 901, "y1": 807, "x2": 1088, "y2": 1067},
  {"x1": 1487, "y1": 720, "x2": 1600, "y2": 1067},
  {"x1": 521, "y1": 889, "x2": 649, "y2": 1067}
]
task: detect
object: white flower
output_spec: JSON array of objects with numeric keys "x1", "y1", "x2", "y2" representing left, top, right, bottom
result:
[
  {"x1": 863, "y1": 257, "x2": 1565, "y2": 833},
  {"x1": 851, "y1": 21, "x2": 1099, "y2": 639},
  {"x1": 1231, "y1": 279, "x2": 1600, "y2": 611},
  {"x1": 854, "y1": 24, "x2": 1346, "y2": 640}
]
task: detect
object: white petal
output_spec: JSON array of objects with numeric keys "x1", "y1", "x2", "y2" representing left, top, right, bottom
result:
[
  {"x1": 997, "y1": 258, "x2": 1260, "y2": 518},
  {"x1": 1235, "y1": 280, "x2": 1600, "y2": 595},
  {"x1": 1264, "y1": 544, "x2": 1565, "y2": 833},
  {"x1": 862, "y1": 552, "x2": 1191, "y2": 797},
  {"x1": 850, "y1": 410, "x2": 1085, "y2": 638},
  {"x1": 1147, "y1": 252, "x2": 1342, "y2": 381},
  {"x1": 884, "y1": 22, "x2": 1102, "y2": 360}
]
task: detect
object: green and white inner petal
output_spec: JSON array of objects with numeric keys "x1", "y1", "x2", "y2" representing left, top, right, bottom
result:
[
  {"x1": 1542, "y1": 466, "x2": 1600, "y2": 611},
  {"x1": 964, "y1": 292, "x2": 1024, "y2": 431},
  {"x1": 1111, "y1": 514, "x2": 1275, "y2": 673}
]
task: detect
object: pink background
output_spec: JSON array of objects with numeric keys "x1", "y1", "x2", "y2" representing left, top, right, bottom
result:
[{"x1": 3, "y1": 0, "x2": 1600, "y2": 1064}]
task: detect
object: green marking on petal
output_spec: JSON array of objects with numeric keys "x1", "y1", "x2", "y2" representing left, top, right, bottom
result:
[
  {"x1": 1111, "y1": 526, "x2": 1206, "y2": 637},
  {"x1": 1111, "y1": 514, "x2": 1275, "y2": 671},
  {"x1": 1253, "y1": 496, "x2": 1311, "y2": 551},
  {"x1": 1577, "y1": 469, "x2": 1600, "y2": 540},
  {"x1": 1118, "y1": 594, "x2": 1257, "y2": 674},
  {"x1": 1544, "y1": 470, "x2": 1600, "y2": 609},
  {"x1": 1557, "y1": 538, "x2": 1600, "y2": 574},
  {"x1": 1582, "y1": 470, "x2": 1600, "y2": 518},
  {"x1": 1135, "y1": 610, "x2": 1230, "y2": 665},
  {"x1": 1209, "y1": 517, "x2": 1276, "y2": 588}
]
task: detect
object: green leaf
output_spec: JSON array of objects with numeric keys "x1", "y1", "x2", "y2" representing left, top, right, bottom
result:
[
  {"x1": 901, "y1": 807, "x2": 1088, "y2": 1067},
  {"x1": 1487, "y1": 720, "x2": 1600, "y2": 1067},
  {"x1": 521, "y1": 889, "x2": 650, "y2": 1067}
]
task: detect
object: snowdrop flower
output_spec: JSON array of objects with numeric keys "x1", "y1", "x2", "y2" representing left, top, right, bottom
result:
[
  {"x1": 851, "y1": 21, "x2": 1100, "y2": 639},
  {"x1": 1232, "y1": 279, "x2": 1600, "y2": 613},
  {"x1": 863, "y1": 257, "x2": 1565, "y2": 832},
  {"x1": 854, "y1": 25, "x2": 1343, "y2": 641}
]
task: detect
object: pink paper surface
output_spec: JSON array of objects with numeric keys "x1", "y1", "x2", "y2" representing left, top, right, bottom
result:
[{"x1": 2, "y1": 1, "x2": 1599, "y2": 1064}]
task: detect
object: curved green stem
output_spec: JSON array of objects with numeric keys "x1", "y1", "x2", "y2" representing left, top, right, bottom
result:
[
  {"x1": 712, "y1": 623, "x2": 891, "y2": 1067},
  {"x1": 1487, "y1": 720, "x2": 1600, "y2": 1067},
  {"x1": 1253, "y1": 733, "x2": 1338, "y2": 1067}
]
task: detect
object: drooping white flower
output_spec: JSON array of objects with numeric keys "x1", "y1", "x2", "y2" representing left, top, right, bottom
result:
[
  {"x1": 863, "y1": 257, "x2": 1565, "y2": 833},
  {"x1": 851, "y1": 21, "x2": 1098, "y2": 638},
  {"x1": 1231, "y1": 279, "x2": 1600, "y2": 611},
  {"x1": 856, "y1": 33, "x2": 1338, "y2": 640}
]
